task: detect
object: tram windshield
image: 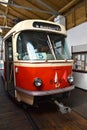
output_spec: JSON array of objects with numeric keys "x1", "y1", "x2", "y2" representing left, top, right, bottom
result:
[{"x1": 17, "y1": 31, "x2": 70, "y2": 60}]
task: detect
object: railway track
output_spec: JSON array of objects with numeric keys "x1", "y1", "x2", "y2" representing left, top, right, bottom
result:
[
  {"x1": 20, "y1": 101, "x2": 59, "y2": 130},
  {"x1": 6, "y1": 90, "x2": 41, "y2": 130},
  {"x1": 22, "y1": 104, "x2": 40, "y2": 130},
  {"x1": 6, "y1": 90, "x2": 72, "y2": 130}
]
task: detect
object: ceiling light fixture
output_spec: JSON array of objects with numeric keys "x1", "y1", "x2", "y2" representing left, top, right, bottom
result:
[
  {"x1": 0, "y1": 28, "x2": 2, "y2": 33},
  {"x1": 0, "y1": 0, "x2": 8, "y2": 7}
]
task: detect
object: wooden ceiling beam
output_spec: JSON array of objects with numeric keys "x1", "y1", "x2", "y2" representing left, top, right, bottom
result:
[
  {"x1": 0, "y1": 1, "x2": 55, "y2": 15},
  {"x1": 2, "y1": 0, "x2": 12, "y2": 26},
  {"x1": 48, "y1": 0, "x2": 81, "y2": 21},
  {"x1": 15, "y1": 0, "x2": 50, "y2": 19},
  {"x1": 15, "y1": 0, "x2": 43, "y2": 19},
  {"x1": 35, "y1": 0, "x2": 58, "y2": 14}
]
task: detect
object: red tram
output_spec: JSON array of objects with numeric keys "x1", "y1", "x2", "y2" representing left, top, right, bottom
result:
[{"x1": 3, "y1": 20, "x2": 74, "y2": 105}]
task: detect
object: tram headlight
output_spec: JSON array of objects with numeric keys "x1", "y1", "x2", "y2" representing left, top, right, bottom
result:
[
  {"x1": 34, "y1": 78, "x2": 42, "y2": 87},
  {"x1": 68, "y1": 75, "x2": 74, "y2": 84}
]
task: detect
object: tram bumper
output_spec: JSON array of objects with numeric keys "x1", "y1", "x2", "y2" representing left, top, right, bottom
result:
[{"x1": 15, "y1": 85, "x2": 74, "y2": 105}]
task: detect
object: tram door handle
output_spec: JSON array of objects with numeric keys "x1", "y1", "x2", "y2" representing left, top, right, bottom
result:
[{"x1": 15, "y1": 67, "x2": 19, "y2": 73}]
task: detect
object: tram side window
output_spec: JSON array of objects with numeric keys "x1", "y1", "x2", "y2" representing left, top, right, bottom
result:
[{"x1": 5, "y1": 37, "x2": 13, "y2": 61}]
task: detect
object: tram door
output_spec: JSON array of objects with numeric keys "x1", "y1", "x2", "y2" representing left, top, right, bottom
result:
[{"x1": 5, "y1": 37, "x2": 14, "y2": 96}]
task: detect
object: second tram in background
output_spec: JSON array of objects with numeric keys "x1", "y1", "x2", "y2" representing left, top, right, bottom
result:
[{"x1": 3, "y1": 19, "x2": 74, "y2": 105}]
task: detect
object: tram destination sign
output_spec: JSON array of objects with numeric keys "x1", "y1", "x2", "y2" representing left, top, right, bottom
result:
[{"x1": 33, "y1": 22, "x2": 61, "y2": 31}]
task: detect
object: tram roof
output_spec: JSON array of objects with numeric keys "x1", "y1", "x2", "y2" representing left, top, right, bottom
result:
[{"x1": 4, "y1": 19, "x2": 66, "y2": 39}]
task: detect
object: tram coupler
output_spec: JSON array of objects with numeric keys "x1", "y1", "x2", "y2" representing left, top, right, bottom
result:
[{"x1": 54, "y1": 100, "x2": 71, "y2": 114}]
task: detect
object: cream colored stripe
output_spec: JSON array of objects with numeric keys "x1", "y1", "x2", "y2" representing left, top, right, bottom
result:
[{"x1": 14, "y1": 62, "x2": 73, "y2": 67}]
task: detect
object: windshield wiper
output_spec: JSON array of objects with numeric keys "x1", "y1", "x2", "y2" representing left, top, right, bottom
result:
[{"x1": 47, "y1": 35, "x2": 56, "y2": 60}]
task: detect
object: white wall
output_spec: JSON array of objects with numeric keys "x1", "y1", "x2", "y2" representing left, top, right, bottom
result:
[
  {"x1": 66, "y1": 22, "x2": 87, "y2": 54},
  {"x1": 66, "y1": 22, "x2": 87, "y2": 90}
]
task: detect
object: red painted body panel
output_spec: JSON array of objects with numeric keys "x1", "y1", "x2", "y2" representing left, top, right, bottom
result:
[{"x1": 15, "y1": 65, "x2": 72, "y2": 91}]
